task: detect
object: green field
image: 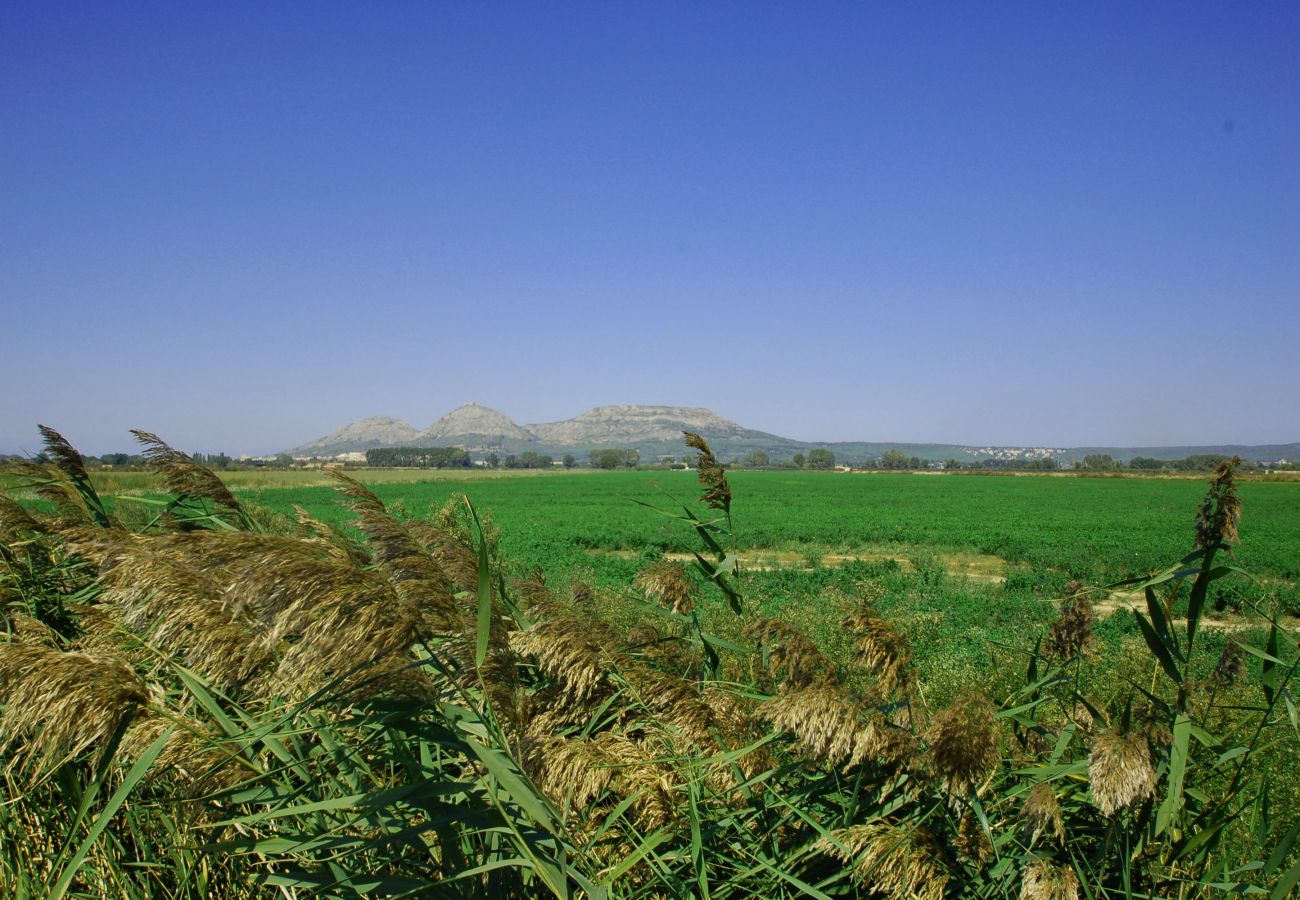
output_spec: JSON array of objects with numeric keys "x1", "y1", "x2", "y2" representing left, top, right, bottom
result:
[
  {"x1": 5, "y1": 451, "x2": 1298, "y2": 895},
  {"x1": 91, "y1": 468, "x2": 1300, "y2": 698}
]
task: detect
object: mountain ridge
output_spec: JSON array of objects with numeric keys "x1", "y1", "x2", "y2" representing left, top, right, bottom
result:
[{"x1": 289, "y1": 405, "x2": 1299, "y2": 464}]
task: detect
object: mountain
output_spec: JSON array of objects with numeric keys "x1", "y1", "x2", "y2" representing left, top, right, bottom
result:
[
  {"x1": 416, "y1": 403, "x2": 535, "y2": 447},
  {"x1": 528, "y1": 405, "x2": 768, "y2": 446},
  {"x1": 291, "y1": 416, "x2": 419, "y2": 455},
  {"x1": 290, "y1": 406, "x2": 1298, "y2": 465}
]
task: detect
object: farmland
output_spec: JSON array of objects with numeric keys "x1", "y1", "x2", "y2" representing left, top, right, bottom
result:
[
  {"x1": 3, "y1": 442, "x2": 1298, "y2": 897},
  {"x1": 89, "y1": 467, "x2": 1300, "y2": 703}
]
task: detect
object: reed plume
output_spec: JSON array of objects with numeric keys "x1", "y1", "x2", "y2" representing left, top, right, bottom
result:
[
  {"x1": 925, "y1": 693, "x2": 1000, "y2": 795},
  {"x1": 683, "y1": 432, "x2": 731, "y2": 515},
  {"x1": 955, "y1": 811, "x2": 992, "y2": 864},
  {"x1": 1212, "y1": 639, "x2": 1245, "y2": 686},
  {"x1": 758, "y1": 679, "x2": 910, "y2": 768},
  {"x1": 1195, "y1": 457, "x2": 1241, "y2": 550},
  {"x1": 1020, "y1": 858, "x2": 1080, "y2": 900},
  {"x1": 817, "y1": 822, "x2": 950, "y2": 900},
  {"x1": 633, "y1": 559, "x2": 696, "y2": 615},
  {"x1": 1088, "y1": 728, "x2": 1155, "y2": 815},
  {"x1": 1046, "y1": 592, "x2": 1095, "y2": 662},
  {"x1": 843, "y1": 604, "x2": 912, "y2": 694},
  {"x1": 1023, "y1": 782, "x2": 1065, "y2": 844},
  {"x1": 744, "y1": 618, "x2": 829, "y2": 690},
  {"x1": 0, "y1": 493, "x2": 46, "y2": 534},
  {"x1": 132, "y1": 430, "x2": 247, "y2": 522},
  {"x1": 0, "y1": 643, "x2": 147, "y2": 773}
]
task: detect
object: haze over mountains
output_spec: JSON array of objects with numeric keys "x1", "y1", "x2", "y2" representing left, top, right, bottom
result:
[{"x1": 291, "y1": 404, "x2": 1299, "y2": 465}]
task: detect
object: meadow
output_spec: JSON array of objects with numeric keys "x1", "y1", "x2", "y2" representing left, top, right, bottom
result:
[{"x1": 2, "y1": 437, "x2": 1297, "y2": 897}]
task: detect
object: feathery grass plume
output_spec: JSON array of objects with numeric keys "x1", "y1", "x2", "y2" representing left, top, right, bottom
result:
[
  {"x1": 8, "y1": 459, "x2": 93, "y2": 527},
  {"x1": 512, "y1": 614, "x2": 616, "y2": 706},
  {"x1": 131, "y1": 430, "x2": 249, "y2": 525},
  {"x1": 528, "y1": 734, "x2": 618, "y2": 811},
  {"x1": 0, "y1": 494, "x2": 45, "y2": 534},
  {"x1": 0, "y1": 610, "x2": 60, "y2": 647},
  {"x1": 270, "y1": 569, "x2": 426, "y2": 697},
  {"x1": 1134, "y1": 703, "x2": 1172, "y2": 750},
  {"x1": 65, "y1": 530, "x2": 276, "y2": 689},
  {"x1": 329, "y1": 472, "x2": 451, "y2": 587},
  {"x1": 592, "y1": 730, "x2": 677, "y2": 830},
  {"x1": 121, "y1": 711, "x2": 243, "y2": 793},
  {"x1": 622, "y1": 665, "x2": 719, "y2": 746},
  {"x1": 1195, "y1": 457, "x2": 1242, "y2": 550},
  {"x1": 292, "y1": 503, "x2": 369, "y2": 566},
  {"x1": 1212, "y1": 639, "x2": 1245, "y2": 686},
  {"x1": 759, "y1": 679, "x2": 910, "y2": 768},
  {"x1": 1020, "y1": 858, "x2": 1080, "y2": 900},
  {"x1": 843, "y1": 605, "x2": 912, "y2": 695},
  {"x1": 633, "y1": 559, "x2": 696, "y2": 615},
  {"x1": 744, "y1": 618, "x2": 829, "y2": 690},
  {"x1": 683, "y1": 432, "x2": 731, "y2": 515},
  {"x1": 955, "y1": 811, "x2": 992, "y2": 864},
  {"x1": 0, "y1": 643, "x2": 147, "y2": 773},
  {"x1": 1088, "y1": 728, "x2": 1156, "y2": 815},
  {"x1": 816, "y1": 822, "x2": 950, "y2": 900},
  {"x1": 570, "y1": 580, "x2": 594, "y2": 611},
  {"x1": 926, "y1": 693, "x2": 1000, "y2": 795},
  {"x1": 37, "y1": 425, "x2": 115, "y2": 529},
  {"x1": 1023, "y1": 782, "x2": 1065, "y2": 844},
  {"x1": 625, "y1": 621, "x2": 701, "y2": 671},
  {"x1": 1045, "y1": 592, "x2": 1095, "y2": 662}
]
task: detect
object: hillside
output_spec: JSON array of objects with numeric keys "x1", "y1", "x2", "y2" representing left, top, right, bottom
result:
[{"x1": 290, "y1": 405, "x2": 1298, "y2": 465}]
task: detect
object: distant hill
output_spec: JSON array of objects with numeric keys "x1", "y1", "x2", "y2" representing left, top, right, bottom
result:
[
  {"x1": 289, "y1": 405, "x2": 1298, "y2": 465},
  {"x1": 292, "y1": 416, "x2": 420, "y2": 455}
]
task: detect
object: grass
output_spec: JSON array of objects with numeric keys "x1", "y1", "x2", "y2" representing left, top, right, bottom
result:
[{"x1": 2, "y1": 433, "x2": 1297, "y2": 897}]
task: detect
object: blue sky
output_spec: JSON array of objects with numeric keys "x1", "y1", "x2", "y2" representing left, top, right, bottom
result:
[{"x1": 2, "y1": 2, "x2": 1297, "y2": 454}]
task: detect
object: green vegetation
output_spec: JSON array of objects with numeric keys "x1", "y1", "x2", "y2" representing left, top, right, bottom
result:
[
  {"x1": 1, "y1": 428, "x2": 1297, "y2": 897},
  {"x1": 365, "y1": 447, "x2": 471, "y2": 468}
]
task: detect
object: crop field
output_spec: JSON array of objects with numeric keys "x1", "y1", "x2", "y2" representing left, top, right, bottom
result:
[
  {"x1": 88, "y1": 468, "x2": 1300, "y2": 698},
  {"x1": 4, "y1": 442, "x2": 1298, "y2": 897}
]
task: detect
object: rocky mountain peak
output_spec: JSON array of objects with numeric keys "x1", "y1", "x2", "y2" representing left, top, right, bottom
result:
[{"x1": 418, "y1": 403, "x2": 535, "y2": 442}]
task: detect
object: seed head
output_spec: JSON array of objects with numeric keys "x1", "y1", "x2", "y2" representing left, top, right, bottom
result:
[
  {"x1": 1195, "y1": 458, "x2": 1242, "y2": 550},
  {"x1": 816, "y1": 823, "x2": 950, "y2": 900},
  {"x1": 1021, "y1": 858, "x2": 1080, "y2": 900},
  {"x1": 1046, "y1": 594, "x2": 1095, "y2": 662},
  {"x1": 683, "y1": 432, "x2": 731, "y2": 515},
  {"x1": 634, "y1": 559, "x2": 696, "y2": 615},
  {"x1": 843, "y1": 605, "x2": 912, "y2": 694},
  {"x1": 926, "y1": 693, "x2": 1001, "y2": 794},
  {"x1": 1088, "y1": 728, "x2": 1155, "y2": 816},
  {"x1": 955, "y1": 811, "x2": 992, "y2": 864},
  {"x1": 1023, "y1": 783, "x2": 1065, "y2": 844},
  {"x1": 1212, "y1": 640, "x2": 1245, "y2": 687}
]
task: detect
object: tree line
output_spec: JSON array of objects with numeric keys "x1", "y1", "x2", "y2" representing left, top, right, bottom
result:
[{"x1": 364, "y1": 447, "x2": 470, "y2": 468}]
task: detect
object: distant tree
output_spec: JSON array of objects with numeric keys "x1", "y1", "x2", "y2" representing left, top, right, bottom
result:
[
  {"x1": 101, "y1": 453, "x2": 131, "y2": 466},
  {"x1": 1129, "y1": 456, "x2": 1163, "y2": 470},
  {"x1": 880, "y1": 449, "x2": 909, "y2": 470},
  {"x1": 807, "y1": 448, "x2": 836, "y2": 470},
  {"x1": 621, "y1": 449, "x2": 640, "y2": 468},
  {"x1": 486, "y1": 453, "x2": 500, "y2": 468},
  {"x1": 590, "y1": 449, "x2": 623, "y2": 469},
  {"x1": 744, "y1": 451, "x2": 770, "y2": 468},
  {"x1": 943, "y1": 459, "x2": 963, "y2": 470},
  {"x1": 562, "y1": 454, "x2": 575, "y2": 469},
  {"x1": 1082, "y1": 454, "x2": 1118, "y2": 471},
  {"x1": 792, "y1": 452, "x2": 806, "y2": 469},
  {"x1": 504, "y1": 454, "x2": 520, "y2": 469},
  {"x1": 366, "y1": 447, "x2": 469, "y2": 468}
]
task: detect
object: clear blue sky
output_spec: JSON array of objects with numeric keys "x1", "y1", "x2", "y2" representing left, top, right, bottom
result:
[{"x1": 3, "y1": 2, "x2": 1297, "y2": 455}]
